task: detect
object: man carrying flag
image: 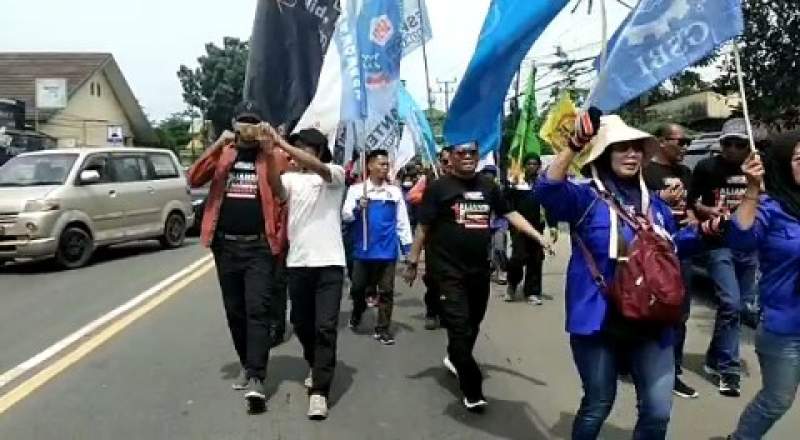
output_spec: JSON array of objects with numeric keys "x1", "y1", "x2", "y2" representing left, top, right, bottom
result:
[{"x1": 343, "y1": 149, "x2": 413, "y2": 345}]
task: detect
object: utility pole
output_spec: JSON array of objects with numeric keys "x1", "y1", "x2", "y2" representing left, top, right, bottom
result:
[{"x1": 436, "y1": 78, "x2": 457, "y2": 111}]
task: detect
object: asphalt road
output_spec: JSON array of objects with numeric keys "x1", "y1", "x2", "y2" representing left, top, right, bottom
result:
[{"x1": 0, "y1": 239, "x2": 797, "y2": 439}]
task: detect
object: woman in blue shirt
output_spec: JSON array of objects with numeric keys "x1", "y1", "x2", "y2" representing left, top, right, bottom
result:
[
  {"x1": 728, "y1": 140, "x2": 800, "y2": 439},
  {"x1": 536, "y1": 115, "x2": 700, "y2": 440}
]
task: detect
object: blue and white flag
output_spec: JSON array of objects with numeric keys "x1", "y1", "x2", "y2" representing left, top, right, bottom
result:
[
  {"x1": 401, "y1": 0, "x2": 433, "y2": 56},
  {"x1": 588, "y1": 0, "x2": 744, "y2": 112},
  {"x1": 398, "y1": 85, "x2": 437, "y2": 164},
  {"x1": 444, "y1": 0, "x2": 569, "y2": 157}
]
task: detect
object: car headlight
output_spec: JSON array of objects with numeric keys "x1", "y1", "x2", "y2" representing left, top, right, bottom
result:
[{"x1": 23, "y1": 199, "x2": 61, "y2": 212}]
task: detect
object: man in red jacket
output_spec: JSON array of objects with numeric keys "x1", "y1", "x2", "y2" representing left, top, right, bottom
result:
[{"x1": 187, "y1": 101, "x2": 287, "y2": 414}]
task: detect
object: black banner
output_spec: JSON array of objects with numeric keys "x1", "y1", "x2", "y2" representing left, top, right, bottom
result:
[{"x1": 244, "y1": 0, "x2": 340, "y2": 133}]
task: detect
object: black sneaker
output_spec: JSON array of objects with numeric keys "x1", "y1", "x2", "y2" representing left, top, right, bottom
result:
[
  {"x1": 348, "y1": 314, "x2": 361, "y2": 331},
  {"x1": 673, "y1": 376, "x2": 699, "y2": 399},
  {"x1": 463, "y1": 396, "x2": 488, "y2": 413},
  {"x1": 376, "y1": 331, "x2": 395, "y2": 345},
  {"x1": 244, "y1": 378, "x2": 267, "y2": 413},
  {"x1": 424, "y1": 316, "x2": 439, "y2": 330},
  {"x1": 719, "y1": 374, "x2": 741, "y2": 397}
]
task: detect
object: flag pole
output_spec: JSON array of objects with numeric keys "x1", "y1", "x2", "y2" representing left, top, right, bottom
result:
[
  {"x1": 733, "y1": 44, "x2": 757, "y2": 152},
  {"x1": 359, "y1": 122, "x2": 369, "y2": 252},
  {"x1": 418, "y1": 0, "x2": 434, "y2": 112},
  {"x1": 583, "y1": 0, "x2": 609, "y2": 111}
]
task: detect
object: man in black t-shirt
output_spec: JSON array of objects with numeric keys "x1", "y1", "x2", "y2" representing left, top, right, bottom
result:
[
  {"x1": 404, "y1": 142, "x2": 551, "y2": 412},
  {"x1": 687, "y1": 118, "x2": 758, "y2": 398},
  {"x1": 644, "y1": 123, "x2": 699, "y2": 400},
  {"x1": 187, "y1": 101, "x2": 283, "y2": 414}
]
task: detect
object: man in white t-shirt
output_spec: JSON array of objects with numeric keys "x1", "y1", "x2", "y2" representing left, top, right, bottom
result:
[{"x1": 266, "y1": 127, "x2": 345, "y2": 420}]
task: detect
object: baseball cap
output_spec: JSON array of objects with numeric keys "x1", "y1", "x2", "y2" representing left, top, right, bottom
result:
[
  {"x1": 234, "y1": 101, "x2": 263, "y2": 123},
  {"x1": 719, "y1": 118, "x2": 748, "y2": 143}
]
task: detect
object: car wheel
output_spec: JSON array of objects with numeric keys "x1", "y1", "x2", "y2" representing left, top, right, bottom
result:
[
  {"x1": 160, "y1": 212, "x2": 186, "y2": 249},
  {"x1": 55, "y1": 227, "x2": 94, "y2": 269}
]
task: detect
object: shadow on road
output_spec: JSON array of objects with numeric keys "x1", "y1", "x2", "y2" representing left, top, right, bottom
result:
[
  {"x1": 220, "y1": 355, "x2": 358, "y2": 408},
  {"x1": 681, "y1": 352, "x2": 752, "y2": 382},
  {"x1": 408, "y1": 365, "x2": 552, "y2": 439},
  {"x1": 0, "y1": 240, "x2": 188, "y2": 274},
  {"x1": 549, "y1": 411, "x2": 633, "y2": 439}
]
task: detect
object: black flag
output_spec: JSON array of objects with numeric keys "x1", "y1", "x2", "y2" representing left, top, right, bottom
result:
[{"x1": 244, "y1": 0, "x2": 340, "y2": 133}]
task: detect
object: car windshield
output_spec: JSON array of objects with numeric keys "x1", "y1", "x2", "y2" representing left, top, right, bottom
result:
[{"x1": 0, "y1": 153, "x2": 78, "y2": 187}]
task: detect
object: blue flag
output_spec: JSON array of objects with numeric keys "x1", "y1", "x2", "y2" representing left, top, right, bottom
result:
[
  {"x1": 443, "y1": 0, "x2": 568, "y2": 156},
  {"x1": 398, "y1": 85, "x2": 438, "y2": 164},
  {"x1": 588, "y1": 0, "x2": 744, "y2": 112}
]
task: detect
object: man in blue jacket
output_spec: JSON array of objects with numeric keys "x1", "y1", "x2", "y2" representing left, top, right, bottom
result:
[{"x1": 343, "y1": 149, "x2": 413, "y2": 345}]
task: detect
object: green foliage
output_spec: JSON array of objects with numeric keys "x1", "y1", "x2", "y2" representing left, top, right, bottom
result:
[{"x1": 178, "y1": 37, "x2": 249, "y2": 136}]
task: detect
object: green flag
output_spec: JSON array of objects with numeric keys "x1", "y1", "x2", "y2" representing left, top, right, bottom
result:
[{"x1": 508, "y1": 69, "x2": 542, "y2": 184}]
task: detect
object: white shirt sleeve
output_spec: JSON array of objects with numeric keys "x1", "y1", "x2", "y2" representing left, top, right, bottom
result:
[
  {"x1": 342, "y1": 183, "x2": 361, "y2": 223},
  {"x1": 395, "y1": 187, "x2": 413, "y2": 246},
  {"x1": 327, "y1": 164, "x2": 346, "y2": 187}
]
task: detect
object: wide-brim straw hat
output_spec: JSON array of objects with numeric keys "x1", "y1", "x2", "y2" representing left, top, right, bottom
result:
[{"x1": 583, "y1": 115, "x2": 659, "y2": 166}]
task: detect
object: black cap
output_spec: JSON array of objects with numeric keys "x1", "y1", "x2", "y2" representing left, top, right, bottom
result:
[
  {"x1": 234, "y1": 100, "x2": 263, "y2": 123},
  {"x1": 289, "y1": 128, "x2": 332, "y2": 163}
]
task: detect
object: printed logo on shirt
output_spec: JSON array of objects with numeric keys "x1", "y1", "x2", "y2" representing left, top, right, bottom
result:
[
  {"x1": 452, "y1": 200, "x2": 490, "y2": 229},
  {"x1": 226, "y1": 161, "x2": 258, "y2": 200}
]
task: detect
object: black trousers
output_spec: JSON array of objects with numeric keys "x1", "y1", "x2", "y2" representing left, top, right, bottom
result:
[
  {"x1": 212, "y1": 239, "x2": 274, "y2": 380},
  {"x1": 270, "y1": 258, "x2": 288, "y2": 341},
  {"x1": 438, "y1": 269, "x2": 491, "y2": 400},
  {"x1": 350, "y1": 261, "x2": 396, "y2": 332},
  {"x1": 423, "y1": 271, "x2": 441, "y2": 319},
  {"x1": 288, "y1": 266, "x2": 344, "y2": 397},
  {"x1": 506, "y1": 233, "x2": 544, "y2": 298}
]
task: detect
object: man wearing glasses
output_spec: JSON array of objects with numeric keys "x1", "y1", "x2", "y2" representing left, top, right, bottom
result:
[
  {"x1": 404, "y1": 142, "x2": 551, "y2": 412},
  {"x1": 689, "y1": 118, "x2": 759, "y2": 398},
  {"x1": 644, "y1": 123, "x2": 699, "y2": 400}
]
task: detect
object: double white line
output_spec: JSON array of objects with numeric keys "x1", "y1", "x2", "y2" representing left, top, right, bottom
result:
[{"x1": 0, "y1": 254, "x2": 215, "y2": 414}]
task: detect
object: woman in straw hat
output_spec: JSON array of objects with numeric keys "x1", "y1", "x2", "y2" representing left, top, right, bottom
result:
[
  {"x1": 725, "y1": 138, "x2": 800, "y2": 440},
  {"x1": 536, "y1": 114, "x2": 703, "y2": 440}
]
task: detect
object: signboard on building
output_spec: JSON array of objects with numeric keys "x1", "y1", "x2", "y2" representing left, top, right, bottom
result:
[
  {"x1": 107, "y1": 125, "x2": 124, "y2": 145},
  {"x1": 35, "y1": 78, "x2": 68, "y2": 109}
]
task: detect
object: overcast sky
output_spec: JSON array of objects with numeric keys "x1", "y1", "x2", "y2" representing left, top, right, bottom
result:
[{"x1": 0, "y1": 0, "x2": 631, "y2": 121}]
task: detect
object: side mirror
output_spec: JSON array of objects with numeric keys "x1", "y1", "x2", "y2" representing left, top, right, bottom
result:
[{"x1": 79, "y1": 169, "x2": 101, "y2": 184}]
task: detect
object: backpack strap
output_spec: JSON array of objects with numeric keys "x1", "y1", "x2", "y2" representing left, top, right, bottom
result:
[{"x1": 572, "y1": 232, "x2": 608, "y2": 290}]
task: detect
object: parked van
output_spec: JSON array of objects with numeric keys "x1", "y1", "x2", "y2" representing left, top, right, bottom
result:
[{"x1": 0, "y1": 147, "x2": 194, "y2": 269}]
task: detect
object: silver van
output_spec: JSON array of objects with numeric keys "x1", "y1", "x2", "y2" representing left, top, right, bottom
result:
[{"x1": 0, "y1": 147, "x2": 194, "y2": 269}]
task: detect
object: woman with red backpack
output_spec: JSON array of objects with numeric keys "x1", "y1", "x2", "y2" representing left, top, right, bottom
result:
[{"x1": 536, "y1": 112, "x2": 703, "y2": 440}]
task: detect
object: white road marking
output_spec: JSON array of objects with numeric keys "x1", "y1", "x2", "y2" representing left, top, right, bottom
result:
[{"x1": 0, "y1": 254, "x2": 213, "y2": 390}]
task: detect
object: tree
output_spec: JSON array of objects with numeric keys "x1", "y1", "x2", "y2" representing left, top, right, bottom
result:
[
  {"x1": 714, "y1": 0, "x2": 800, "y2": 125},
  {"x1": 178, "y1": 37, "x2": 249, "y2": 136},
  {"x1": 154, "y1": 111, "x2": 195, "y2": 152}
]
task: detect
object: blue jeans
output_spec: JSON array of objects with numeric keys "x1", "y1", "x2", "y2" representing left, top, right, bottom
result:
[
  {"x1": 570, "y1": 334, "x2": 675, "y2": 440},
  {"x1": 706, "y1": 248, "x2": 758, "y2": 376},
  {"x1": 732, "y1": 329, "x2": 800, "y2": 439}
]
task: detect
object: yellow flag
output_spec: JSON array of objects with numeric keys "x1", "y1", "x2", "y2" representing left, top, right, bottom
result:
[{"x1": 539, "y1": 93, "x2": 590, "y2": 174}]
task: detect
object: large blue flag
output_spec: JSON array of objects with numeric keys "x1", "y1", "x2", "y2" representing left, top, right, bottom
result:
[
  {"x1": 588, "y1": 0, "x2": 744, "y2": 112},
  {"x1": 443, "y1": 0, "x2": 568, "y2": 156}
]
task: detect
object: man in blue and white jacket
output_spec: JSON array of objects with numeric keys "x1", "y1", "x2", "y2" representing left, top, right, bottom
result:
[{"x1": 343, "y1": 149, "x2": 413, "y2": 345}]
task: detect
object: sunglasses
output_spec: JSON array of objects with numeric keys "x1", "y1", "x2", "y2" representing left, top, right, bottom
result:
[
  {"x1": 452, "y1": 147, "x2": 479, "y2": 158},
  {"x1": 665, "y1": 137, "x2": 691, "y2": 147},
  {"x1": 610, "y1": 142, "x2": 645, "y2": 153}
]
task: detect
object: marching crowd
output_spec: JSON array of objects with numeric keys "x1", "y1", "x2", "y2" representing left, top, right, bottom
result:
[{"x1": 187, "y1": 101, "x2": 800, "y2": 440}]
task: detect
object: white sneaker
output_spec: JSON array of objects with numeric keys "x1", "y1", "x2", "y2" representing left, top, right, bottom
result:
[
  {"x1": 527, "y1": 296, "x2": 543, "y2": 306},
  {"x1": 443, "y1": 356, "x2": 458, "y2": 377},
  {"x1": 463, "y1": 397, "x2": 488, "y2": 412},
  {"x1": 304, "y1": 370, "x2": 313, "y2": 389},
  {"x1": 308, "y1": 394, "x2": 328, "y2": 420}
]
